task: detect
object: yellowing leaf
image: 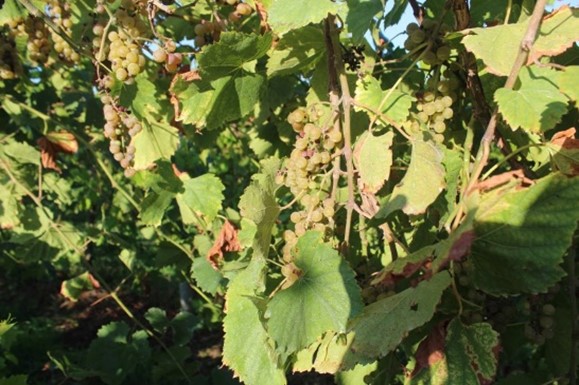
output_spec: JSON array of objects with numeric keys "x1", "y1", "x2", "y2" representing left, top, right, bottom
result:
[
  {"x1": 354, "y1": 75, "x2": 414, "y2": 125},
  {"x1": 354, "y1": 131, "x2": 394, "y2": 193},
  {"x1": 495, "y1": 66, "x2": 568, "y2": 132},
  {"x1": 462, "y1": 6, "x2": 579, "y2": 76},
  {"x1": 385, "y1": 139, "x2": 446, "y2": 216}
]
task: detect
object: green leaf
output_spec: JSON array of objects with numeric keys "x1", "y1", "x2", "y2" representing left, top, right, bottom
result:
[
  {"x1": 445, "y1": 320, "x2": 500, "y2": 385},
  {"x1": 268, "y1": 0, "x2": 345, "y2": 35},
  {"x1": 558, "y1": 65, "x2": 579, "y2": 102},
  {"x1": 380, "y1": 139, "x2": 445, "y2": 216},
  {"x1": 462, "y1": 6, "x2": 579, "y2": 76},
  {"x1": 222, "y1": 259, "x2": 286, "y2": 385},
  {"x1": 349, "y1": 272, "x2": 451, "y2": 359},
  {"x1": 0, "y1": 375, "x2": 28, "y2": 385},
  {"x1": 469, "y1": 173, "x2": 579, "y2": 295},
  {"x1": 1, "y1": 140, "x2": 39, "y2": 165},
  {"x1": 191, "y1": 256, "x2": 223, "y2": 295},
  {"x1": 139, "y1": 190, "x2": 174, "y2": 226},
  {"x1": 131, "y1": 120, "x2": 180, "y2": 170},
  {"x1": 177, "y1": 73, "x2": 265, "y2": 130},
  {"x1": 345, "y1": 0, "x2": 383, "y2": 43},
  {"x1": 238, "y1": 158, "x2": 281, "y2": 258},
  {"x1": 354, "y1": 75, "x2": 414, "y2": 125},
  {"x1": 495, "y1": 66, "x2": 568, "y2": 132},
  {"x1": 175, "y1": 173, "x2": 224, "y2": 226},
  {"x1": 0, "y1": 180, "x2": 22, "y2": 229},
  {"x1": 198, "y1": 32, "x2": 273, "y2": 78},
  {"x1": 266, "y1": 25, "x2": 326, "y2": 77},
  {"x1": 354, "y1": 131, "x2": 394, "y2": 193},
  {"x1": 60, "y1": 272, "x2": 97, "y2": 302},
  {"x1": 120, "y1": 73, "x2": 163, "y2": 119},
  {"x1": 266, "y1": 231, "x2": 363, "y2": 360}
]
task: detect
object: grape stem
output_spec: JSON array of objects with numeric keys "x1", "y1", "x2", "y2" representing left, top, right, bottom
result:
[
  {"x1": 325, "y1": 15, "x2": 356, "y2": 248},
  {"x1": 453, "y1": 0, "x2": 548, "y2": 230}
]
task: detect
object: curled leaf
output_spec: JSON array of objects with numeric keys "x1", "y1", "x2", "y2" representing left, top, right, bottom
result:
[{"x1": 207, "y1": 220, "x2": 242, "y2": 268}]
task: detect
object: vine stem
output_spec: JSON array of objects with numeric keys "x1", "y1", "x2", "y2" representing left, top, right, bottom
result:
[
  {"x1": 453, "y1": 0, "x2": 547, "y2": 230},
  {"x1": 325, "y1": 16, "x2": 355, "y2": 247},
  {"x1": 569, "y1": 241, "x2": 577, "y2": 385}
]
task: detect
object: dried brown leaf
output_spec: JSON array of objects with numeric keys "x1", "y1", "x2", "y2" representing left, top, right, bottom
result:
[{"x1": 207, "y1": 221, "x2": 242, "y2": 268}]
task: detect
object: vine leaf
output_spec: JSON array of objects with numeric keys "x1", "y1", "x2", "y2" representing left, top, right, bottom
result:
[
  {"x1": 380, "y1": 139, "x2": 445, "y2": 217},
  {"x1": 354, "y1": 75, "x2": 414, "y2": 125},
  {"x1": 140, "y1": 190, "x2": 174, "y2": 226},
  {"x1": 175, "y1": 173, "x2": 225, "y2": 226},
  {"x1": 407, "y1": 323, "x2": 448, "y2": 385},
  {"x1": 266, "y1": 231, "x2": 363, "y2": 361},
  {"x1": 198, "y1": 32, "x2": 273, "y2": 79},
  {"x1": 222, "y1": 259, "x2": 287, "y2": 385},
  {"x1": 267, "y1": 0, "x2": 346, "y2": 35},
  {"x1": 131, "y1": 120, "x2": 179, "y2": 170},
  {"x1": 547, "y1": 127, "x2": 579, "y2": 176},
  {"x1": 349, "y1": 272, "x2": 451, "y2": 359},
  {"x1": 558, "y1": 65, "x2": 579, "y2": 102},
  {"x1": 266, "y1": 25, "x2": 326, "y2": 77},
  {"x1": 494, "y1": 66, "x2": 568, "y2": 133},
  {"x1": 60, "y1": 272, "x2": 100, "y2": 302},
  {"x1": 469, "y1": 173, "x2": 579, "y2": 295},
  {"x1": 445, "y1": 320, "x2": 500, "y2": 385},
  {"x1": 238, "y1": 157, "x2": 281, "y2": 258},
  {"x1": 293, "y1": 331, "x2": 361, "y2": 374},
  {"x1": 207, "y1": 220, "x2": 241, "y2": 268},
  {"x1": 354, "y1": 131, "x2": 394, "y2": 193},
  {"x1": 345, "y1": 0, "x2": 383, "y2": 43},
  {"x1": 175, "y1": 73, "x2": 265, "y2": 130},
  {"x1": 462, "y1": 6, "x2": 579, "y2": 76}
]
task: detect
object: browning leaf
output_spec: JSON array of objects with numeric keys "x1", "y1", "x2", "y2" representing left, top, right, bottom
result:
[
  {"x1": 46, "y1": 130, "x2": 78, "y2": 153},
  {"x1": 410, "y1": 322, "x2": 447, "y2": 379},
  {"x1": 207, "y1": 220, "x2": 242, "y2": 268},
  {"x1": 38, "y1": 137, "x2": 61, "y2": 173},
  {"x1": 548, "y1": 127, "x2": 579, "y2": 176}
]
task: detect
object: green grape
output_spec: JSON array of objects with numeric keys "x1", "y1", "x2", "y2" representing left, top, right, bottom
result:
[
  {"x1": 327, "y1": 129, "x2": 342, "y2": 143},
  {"x1": 290, "y1": 211, "x2": 302, "y2": 224},
  {"x1": 441, "y1": 95, "x2": 453, "y2": 107},
  {"x1": 436, "y1": 45, "x2": 451, "y2": 61},
  {"x1": 442, "y1": 107, "x2": 453, "y2": 119},
  {"x1": 236, "y1": 3, "x2": 253, "y2": 15},
  {"x1": 406, "y1": 22, "x2": 420, "y2": 34},
  {"x1": 410, "y1": 29, "x2": 426, "y2": 44},
  {"x1": 539, "y1": 316, "x2": 554, "y2": 329},
  {"x1": 423, "y1": 103, "x2": 436, "y2": 116},
  {"x1": 434, "y1": 99, "x2": 445, "y2": 112},
  {"x1": 541, "y1": 304, "x2": 556, "y2": 316},
  {"x1": 433, "y1": 121, "x2": 446, "y2": 133}
]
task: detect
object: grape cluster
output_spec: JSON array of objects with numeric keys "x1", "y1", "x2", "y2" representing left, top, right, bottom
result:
[
  {"x1": 405, "y1": 70, "x2": 460, "y2": 141},
  {"x1": 0, "y1": 29, "x2": 19, "y2": 79},
  {"x1": 46, "y1": 0, "x2": 81, "y2": 62},
  {"x1": 404, "y1": 19, "x2": 451, "y2": 67},
  {"x1": 522, "y1": 290, "x2": 559, "y2": 345},
  {"x1": 106, "y1": 4, "x2": 148, "y2": 82},
  {"x1": 152, "y1": 40, "x2": 183, "y2": 73},
  {"x1": 193, "y1": 1, "x2": 252, "y2": 48},
  {"x1": 102, "y1": 95, "x2": 140, "y2": 177},
  {"x1": 15, "y1": 17, "x2": 52, "y2": 65},
  {"x1": 278, "y1": 107, "x2": 341, "y2": 262}
]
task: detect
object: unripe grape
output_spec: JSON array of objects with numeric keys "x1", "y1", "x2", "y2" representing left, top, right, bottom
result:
[
  {"x1": 228, "y1": 11, "x2": 242, "y2": 23},
  {"x1": 327, "y1": 129, "x2": 342, "y2": 143},
  {"x1": 310, "y1": 209, "x2": 323, "y2": 223},
  {"x1": 115, "y1": 68, "x2": 128, "y2": 81},
  {"x1": 406, "y1": 22, "x2": 419, "y2": 34},
  {"x1": 410, "y1": 29, "x2": 426, "y2": 44},
  {"x1": 124, "y1": 168, "x2": 136, "y2": 178},
  {"x1": 442, "y1": 107, "x2": 453, "y2": 119},
  {"x1": 542, "y1": 304, "x2": 556, "y2": 316},
  {"x1": 236, "y1": 3, "x2": 252, "y2": 15},
  {"x1": 433, "y1": 121, "x2": 446, "y2": 133},
  {"x1": 194, "y1": 23, "x2": 207, "y2": 36},
  {"x1": 290, "y1": 211, "x2": 302, "y2": 224},
  {"x1": 436, "y1": 45, "x2": 451, "y2": 61},
  {"x1": 127, "y1": 62, "x2": 140, "y2": 76}
]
